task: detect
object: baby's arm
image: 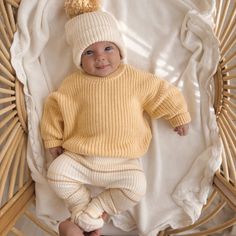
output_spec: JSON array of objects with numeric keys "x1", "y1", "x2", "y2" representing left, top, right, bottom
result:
[
  {"x1": 143, "y1": 78, "x2": 191, "y2": 131},
  {"x1": 41, "y1": 93, "x2": 64, "y2": 153},
  {"x1": 49, "y1": 146, "x2": 64, "y2": 158},
  {"x1": 174, "y1": 123, "x2": 189, "y2": 136}
]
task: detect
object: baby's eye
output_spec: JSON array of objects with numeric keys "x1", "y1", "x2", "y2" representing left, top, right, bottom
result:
[
  {"x1": 83, "y1": 50, "x2": 94, "y2": 56},
  {"x1": 105, "y1": 46, "x2": 113, "y2": 51}
]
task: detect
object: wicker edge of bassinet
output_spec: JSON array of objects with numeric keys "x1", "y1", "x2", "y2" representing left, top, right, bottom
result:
[{"x1": 0, "y1": 0, "x2": 235, "y2": 235}]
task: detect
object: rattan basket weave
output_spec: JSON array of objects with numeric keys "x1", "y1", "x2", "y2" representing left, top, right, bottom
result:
[{"x1": 0, "y1": 0, "x2": 235, "y2": 235}]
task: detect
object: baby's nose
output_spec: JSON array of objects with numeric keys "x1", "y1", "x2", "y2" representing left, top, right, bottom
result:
[{"x1": 95, "y1": 54, "x2": 105, "y2": 62}]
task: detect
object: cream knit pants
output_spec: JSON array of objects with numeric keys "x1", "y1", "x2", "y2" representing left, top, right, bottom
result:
[{"x1": 47, "y1": 152, "x2": 146, "y2": 231}]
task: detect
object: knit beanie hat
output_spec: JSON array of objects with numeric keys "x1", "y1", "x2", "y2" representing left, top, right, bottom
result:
[{"x1": 64, "y1": 0, "x2": 126, "y2": 69}]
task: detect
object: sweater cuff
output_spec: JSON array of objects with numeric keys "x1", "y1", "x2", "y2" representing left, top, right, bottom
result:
[
  {"x1": 168, "y1": 112, "x2": 191, "y2": 128},
  {"x1": 44, "y1": 139, "x2": 63, "y2": 149}
]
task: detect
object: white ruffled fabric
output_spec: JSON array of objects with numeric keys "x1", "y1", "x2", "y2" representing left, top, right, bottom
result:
[{"x1": 11, "y1": 0, "x2": 221, "y2": 235}]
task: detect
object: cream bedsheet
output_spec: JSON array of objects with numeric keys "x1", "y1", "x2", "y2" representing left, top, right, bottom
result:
[{"x1": 11, "y1": 0, "x2": 222, "y2": 235}]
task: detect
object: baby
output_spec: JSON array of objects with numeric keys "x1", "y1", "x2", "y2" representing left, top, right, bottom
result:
[{"x1": 41, "y1": 5, "x2": 191, "y2": 236}]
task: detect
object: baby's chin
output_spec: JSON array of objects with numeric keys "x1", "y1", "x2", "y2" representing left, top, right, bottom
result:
[{"x1": 90, "y1": 67, "x2": 117, "y2": 77}]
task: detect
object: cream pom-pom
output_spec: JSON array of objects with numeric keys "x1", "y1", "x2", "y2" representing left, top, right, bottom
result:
[{"x1": 64, "y1": 0, "x2": 100, "y2": 18}]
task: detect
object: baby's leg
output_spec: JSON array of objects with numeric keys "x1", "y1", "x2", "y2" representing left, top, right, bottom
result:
[
  {"x1": 83, "y1": 167, "x2": 147, "y2": 223},
  {"x1": 47, "y1": 154, "x2": 91, "y2": 223}
]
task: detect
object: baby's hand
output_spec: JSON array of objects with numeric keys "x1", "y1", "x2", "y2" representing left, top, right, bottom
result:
[
  {"x1": 49, "y1": 146, "x2": 64, "y2": 158},
  {"x1": 174, "y1": 124, "x2": 189, "y2": 136}
]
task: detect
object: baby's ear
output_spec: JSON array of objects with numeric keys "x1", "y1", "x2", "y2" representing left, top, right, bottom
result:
[{"x1": 64, "y1": 0, "x2": 101, "y2": 18}]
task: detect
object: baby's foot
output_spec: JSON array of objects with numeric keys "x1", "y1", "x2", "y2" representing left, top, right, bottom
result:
[
  {"x1": 59, "y1": 219, "x2": 84, "y2": 236},
  {"x1": 78, "y1": 213, "x2": 104, "y2": 232},
  {"x1": 85, "y1": 228, "x2": 101, "y2": 236}
]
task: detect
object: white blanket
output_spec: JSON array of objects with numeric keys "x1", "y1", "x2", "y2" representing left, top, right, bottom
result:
[{"x1": 11, "y1": 0, "x2": 222, "y2": 235}]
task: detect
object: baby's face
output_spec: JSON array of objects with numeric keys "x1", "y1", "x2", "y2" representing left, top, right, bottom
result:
[{"x1": 81, "y1": 41, "x2": 121, "y2": 77}]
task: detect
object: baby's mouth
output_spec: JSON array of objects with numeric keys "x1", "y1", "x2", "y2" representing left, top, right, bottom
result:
[{"x1": 96, "y1": 64, "x2": 109, "y2": 69}]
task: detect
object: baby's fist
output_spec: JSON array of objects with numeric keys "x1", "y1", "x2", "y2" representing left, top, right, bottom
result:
[
  {"x1": 49, "y1": 146, "x2": 64, "y2": 158},
  {"x1": 174, "y1": 124, "x2": 189, "y2": 136}
]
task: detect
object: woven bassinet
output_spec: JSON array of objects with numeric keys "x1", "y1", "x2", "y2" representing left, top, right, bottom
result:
[{"x1": 0, "y1": 1, "x2": 235, "y2": 235}]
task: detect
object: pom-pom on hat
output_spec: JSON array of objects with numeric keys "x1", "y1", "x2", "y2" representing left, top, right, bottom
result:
[
  {"x1": 64, "y1": 0, "x2": 126, "y2": 69},
  {"x1": 65, "y1": 0, "x2": 100, "y2": 18}
]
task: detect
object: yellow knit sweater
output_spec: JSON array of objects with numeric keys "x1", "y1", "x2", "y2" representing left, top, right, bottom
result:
[{"x1": 41, "y1": 64, "x2": 191, "y2": 158}]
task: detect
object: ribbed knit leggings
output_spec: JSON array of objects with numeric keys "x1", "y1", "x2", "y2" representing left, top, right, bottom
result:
[{"x1": 47, "y1": 152, "x2": 146, "y2": 227}]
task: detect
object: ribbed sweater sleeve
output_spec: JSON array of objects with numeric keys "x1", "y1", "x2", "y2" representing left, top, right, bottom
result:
[
  {"x1": 41, "y1": 93, "x2": 64, "y2": 148},
  {"x1": 143, "y1": 75, "x2": 191, "y2": 127}
]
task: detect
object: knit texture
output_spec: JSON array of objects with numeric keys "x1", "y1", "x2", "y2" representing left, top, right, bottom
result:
[
  {"x1": 41, "y1": 64, "x2": 191, "y2": 158},
  {"x1": 64, "y1": 0, "x2": 100, "y2": 18},
  {"x1": 65, "y1": 10, "x2": 126, "y2": 69},
  {"x1": 47, "y1": 153, "x2": 146, "y2": 231}
]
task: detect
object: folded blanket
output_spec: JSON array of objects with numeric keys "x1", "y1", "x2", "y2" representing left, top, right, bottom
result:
[{"x1": 11, "y1": 0, "x2": 221, "y2": 235}]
